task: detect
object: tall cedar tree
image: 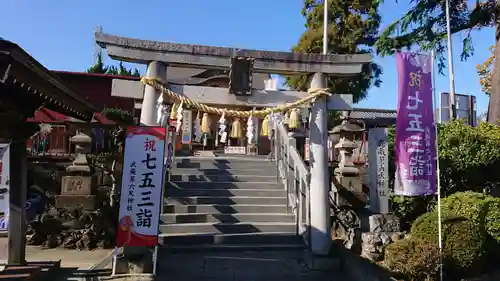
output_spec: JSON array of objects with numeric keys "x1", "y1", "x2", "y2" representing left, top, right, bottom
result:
[
  {"x1": 286, "y1": 0, "x2": 383, "y2": 104},
  {"x1": 374, "y1": 0, "x2": 496, "y2": 121}
]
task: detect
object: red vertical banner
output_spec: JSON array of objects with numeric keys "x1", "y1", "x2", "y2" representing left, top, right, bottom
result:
[{"x1": 116, "y1": 127, "x2": 166, "y2": 247}]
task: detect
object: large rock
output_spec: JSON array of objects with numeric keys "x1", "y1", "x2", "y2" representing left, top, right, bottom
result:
[
  {"x1": 368, "y1": 214, "x2": 400, "y2": 233},
  {"x1": 360, "y1": 231, "x2": 405, "y2": 262}
]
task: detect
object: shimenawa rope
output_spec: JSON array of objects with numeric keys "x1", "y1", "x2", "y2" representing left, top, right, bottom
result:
[{"x1": 140, "y1": 77, "x2": 331, "y2": 118}]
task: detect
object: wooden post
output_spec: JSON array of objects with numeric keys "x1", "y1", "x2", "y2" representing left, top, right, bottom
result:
[{"x1": 7, "y1": 140, "x2": 27, "y2": 265}]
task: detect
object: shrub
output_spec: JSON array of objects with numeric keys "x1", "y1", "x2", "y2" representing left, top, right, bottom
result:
[
  {"x1": 411, "y1": 212, "x2": 487, "y2": 271},
  {"x1": 383, "y1": 238, "x2": 441, "y2": 281},
  {"x1": 439, "y1": 191, "x2": 500, "y2": 242},
  {"x1": 486, "y1": 198, "x2": 500, "y2": 242},
  {"x1": 440, "y1": 191, "x2": 490, "y2": 226},
  {"x1": 390, "y1": 195, "x2": 435, "y2": 230},
  {"x1": 437, "y1": 122, "x2": 500, "y2": 194}
]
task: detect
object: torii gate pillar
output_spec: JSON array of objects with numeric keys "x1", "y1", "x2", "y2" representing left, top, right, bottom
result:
[
  {"x1": 309, "y1": 73, "x2": 330, "y2": 255},
  {"x1": 140, "y1": 61, "x2": 166, "y2": 126}
]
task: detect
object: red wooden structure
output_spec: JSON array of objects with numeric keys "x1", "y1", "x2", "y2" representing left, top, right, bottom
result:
[{"x1": 26, "y1": 72, "x2": 139, "y2": 157}]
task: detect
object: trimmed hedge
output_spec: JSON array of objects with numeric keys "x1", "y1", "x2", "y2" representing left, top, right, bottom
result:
[
  {"x1": 384, "y1": 212, "x2": 487, "y2": 280},
  {"x1": 439, "y1": 191, "x2": 500, "y2": 242},
  {"x1": 411, "y1": 212, "x2": 487, "y2": 270},
  {"x1": 383, "y1": 238, "x2": 440, "y2": 281}
]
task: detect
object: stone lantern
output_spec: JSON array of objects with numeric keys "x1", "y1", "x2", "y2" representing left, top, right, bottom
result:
[
  {"x1": 330, "y1": 119, "x2": 366, "y2": 206},
  {"x1": 67, "y1": 131, "x2": 92, "y2": 172},
  {"x1": 56, "y1": 131, "x2": 96, "y2": 210}
]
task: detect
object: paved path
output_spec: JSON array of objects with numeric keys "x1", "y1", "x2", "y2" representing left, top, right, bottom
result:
[
  {"x1": 0, "y1": 237, "x2": 113, "y2": 280},
  {"x1": 158, "y1": 249, "x2": 345, "y2": 281},
  {"x1": 0, "y1": 237, "x2": 111, "y2": 269}
]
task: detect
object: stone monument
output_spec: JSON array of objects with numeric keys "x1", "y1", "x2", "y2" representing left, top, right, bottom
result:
[
  {"x1": 55, "y1": 131, "x2": 96, "y2": 210},
  {"x1": 367, "y1": 127, "x2": 390, "y2": 214}
]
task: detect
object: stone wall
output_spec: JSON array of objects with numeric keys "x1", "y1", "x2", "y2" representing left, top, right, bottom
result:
[
  {"x1": 329, "y1": 241, "x2": 397, "y2": 281},
  {"x1": 330, "y1": 214, "x2": 403, "y2": 281},
  {"x1": 360, "y1": 214, "x2": 404, "y2": 262}
]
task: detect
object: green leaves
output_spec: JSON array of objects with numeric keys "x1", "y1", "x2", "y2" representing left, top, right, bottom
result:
[
  {"x1": 101, "y1": 108, "x2": 134, "y2": 125},
  {"x1": 286, "y1": 0, "x2": 383, "y2": 103},
  {"x1": 87, "y1": 52, "x2": 141, "y2": 77},
  {"x1": 411, "y1": 212, "x2": 487, "y2": 272},
  {"x1": 437, "y1": 121, "x2": 500, "y2": 194},
  {"x1": 374, "y1": 0, "x2": 495, "y2": 73}
]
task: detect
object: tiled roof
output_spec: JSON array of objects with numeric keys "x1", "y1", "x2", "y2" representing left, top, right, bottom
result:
[{"x1": 348, "y1": 109, "x2": 397, "y2": 120}]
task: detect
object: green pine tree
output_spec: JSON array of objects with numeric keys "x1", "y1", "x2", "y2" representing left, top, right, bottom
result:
[
  {"x1": 87, "y1": 51, "x2": 141, "y2": 77},
  {"x1": 285, "y1": 0, "x2": 383, "y2": 104}
]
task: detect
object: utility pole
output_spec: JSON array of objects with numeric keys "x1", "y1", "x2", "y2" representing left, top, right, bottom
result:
[{"x1": 445, "y1": 0, "x2": 457, "y2": 120}]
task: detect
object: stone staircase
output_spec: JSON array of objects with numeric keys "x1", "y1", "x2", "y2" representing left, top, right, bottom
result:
[{"x1": 160, "y1": 156, "x2": 302, "y2": 250}]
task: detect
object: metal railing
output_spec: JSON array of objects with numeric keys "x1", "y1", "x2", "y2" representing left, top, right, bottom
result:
[{"x1": 271, "y1": 121, "x2": 312, "y2": 248}]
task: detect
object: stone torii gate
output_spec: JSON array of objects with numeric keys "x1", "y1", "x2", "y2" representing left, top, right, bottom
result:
[{"x1": 95, "y1": 31, "x2": 371, "y2": 254}]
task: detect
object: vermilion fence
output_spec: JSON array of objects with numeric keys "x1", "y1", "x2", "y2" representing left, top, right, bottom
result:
[{"x1": 26, "y1": 124, "x2": 116, "y2": 157}]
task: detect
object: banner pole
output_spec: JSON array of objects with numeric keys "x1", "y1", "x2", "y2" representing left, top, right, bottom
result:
[
  {"x1": 431, "y1": 50, "x2": 444, "y2": 281},
  {"x1": 111, "y1": 246, "x2": 118, "y2": 276},
  {"x1": 152, "y1": 245, "x2": 158, "y2": 276}
]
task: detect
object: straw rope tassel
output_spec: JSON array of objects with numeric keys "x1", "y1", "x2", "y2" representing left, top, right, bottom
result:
[
  {"x1": 201, "y1": 113, "x2": 211, "y2": 134},
  {"x1": 288, "y1": 108, "x2": 299, "y2": 129},
  {"x1": 261, "y1": 115, "x2": 270, "y2": 137},
  {"x1": 170, "y1": 103, "x2": 178, "y2": 120},
  {"x1": 230, "y1": 118, "x2": 242, "y2": 139}
]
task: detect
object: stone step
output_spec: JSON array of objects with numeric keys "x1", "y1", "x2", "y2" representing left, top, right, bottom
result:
[
  {"x1": 175, "y1": 159, "x2": 276, "y2": 170},
  {"x1": 166, "y1": 188, "x2": 285, "y2": 198},
  {"x1": 175, "y1": 156, "x2": 272, "y2": 162},
  {"x1": 160, "y1": 222, "x2": 296, "y2": 235},
  {"x1": 161, "y1": 213, "x2": 295, "y2": 224},
  {"x1": 0, "y1": 261, "x2": 61, "y2": 281},
  {"x1": 163, "y1": 204, "x2": 290, "y2": 214},
  {"x1": 159, "y1": 232, "x2": 301, "y2": 246},
  {"x1": 169, "y1": 174, "x2": 277, "y2": 182},
  {"x1": 167, "y1": 181, "x2": 282, "y2": 190},
  {"x1": 160, "y1": 244, "x2": 305, "y2": 253},
  {"x1": 166, "y1": 196, "x2": 286, "y2": 205},
  {"x1": 171, "y1": 168, "x2": 278, "y2": 176}
]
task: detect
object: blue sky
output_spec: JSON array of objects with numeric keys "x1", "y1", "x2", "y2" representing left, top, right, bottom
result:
[{"x1": 1, "y1": 0, "x2": 494, "y2": 114}]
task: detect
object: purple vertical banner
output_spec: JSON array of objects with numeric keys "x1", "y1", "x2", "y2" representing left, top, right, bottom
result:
[{"x1": 394, "y1": 52, "x2": 437, "y2": 196}]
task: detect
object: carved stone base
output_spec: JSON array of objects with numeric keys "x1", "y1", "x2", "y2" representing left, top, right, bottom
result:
[
  {"x1": 55, "y1": 195, "x2": 97, "y2": 210},
  {"x1": 61, "y1": 175, "x2": 93, "y2": 195}
]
